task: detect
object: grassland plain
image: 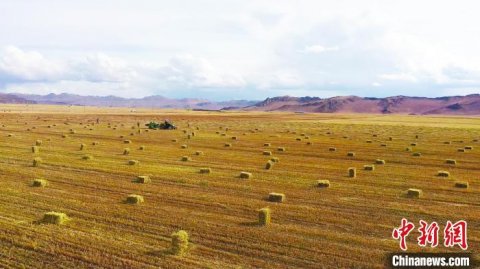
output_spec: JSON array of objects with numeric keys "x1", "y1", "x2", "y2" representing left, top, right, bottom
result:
[{"x1": 0, "y1": 105, "x2": 479, "y2": 268}]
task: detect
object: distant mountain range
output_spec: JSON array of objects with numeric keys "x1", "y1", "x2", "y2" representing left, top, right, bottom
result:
[
  {"x1": 1, "y1": 93, "x2": 257, "y2": 110},
  {"x1": 0, "y1": 92, "x2": 479, "y2": 115},
  {"x1": 240, "y1": 94, "x2": 480, "y2": 115}
]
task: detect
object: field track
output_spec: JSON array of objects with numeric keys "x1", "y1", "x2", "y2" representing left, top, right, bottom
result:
[{"x1": 0, "y1": 105, "x2": 479, "y2": 268}]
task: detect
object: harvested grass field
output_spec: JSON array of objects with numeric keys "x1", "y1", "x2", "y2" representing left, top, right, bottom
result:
[{"x1": 0, "y1": 105, "x2": 479, "y2": 268}]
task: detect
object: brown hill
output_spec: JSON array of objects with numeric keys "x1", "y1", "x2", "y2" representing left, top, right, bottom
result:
[{"x1": 243, "y1": 94, "x2": 480, "y2": 115}]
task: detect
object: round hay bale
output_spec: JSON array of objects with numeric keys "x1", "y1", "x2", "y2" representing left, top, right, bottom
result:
[
  {"x1": 181, "y1": 144, "x2": 188, "y2": 149},
  {"x1": 32, "y1": 146, "x2": 39, "y2": 154},
  {"x1": 263, "y1": 151, "x2": 272, "y2": 156},
  {"x1": 265, "y1": 160, "x2": 274, "y2": 170},
  {"x1": 42, "y1": 212, "x2": 69, "y2": 224},
  {"x1": 364, "y1": 165, "x2": 375, "y2": 171},
  {"x1": 270, "y1": 157, "x2": 280, "y2": 163},
  {"x1": 82, "y1": 154, "x2": 93, "y2": 160},
  {"x1": 348, "y1": 167, "x2": 356, "y2": 178},
  {"x1": 126, "y1": 194, "x2": 144, "y2": 204},
  {"x1": 123, "y1": 148, "x2": 130, "y2": 155},
  {"x1": 458, "y1": 148, "x2": 465, "y2": 152},
  {"x1": 135, "y1": 176, "x2": 151, "y2": 184},
  {"x1": 200, "y1": 168, "x2": 211, "y2": 174},
  {"x1": 181, "y1": 156, "x2": 191, "y2": 161},
  {"x1": 316, "y1": 180, "x2": 330, "y2": 188},
  {"x1": 347, "y1": 152, "x2": 355, "y2": 157},
  {"x1": 139, "y1": 145, "x2": 146, "y2": 150},
  {"x1": 437, "y1": 171, "x2": 450, "y2": 177},
  {"x1": 128, "y1": 160, "x2": 139, "y2": 165},
  {"x1": 268, "y1": 193, "x2": 285, "y2": 203},
  {"x1": 240, "y1": 171, "x2": 252, "y2": 179},
  {"x1": 35, "y1": 140, "x2": 43, "y2": 146},
  {"x1": 406, "y1": 188, "x2": 422, "y2": 198},
  {"x1": 412, "y1": 152, "x2": 422, "y2": 156},
  {"x1": 32, "y1": 179, "x2": 48, "y2": 187},
  {"x1": 375, "y1": 159, "x2": 386, "y2": 165},
  {"x1": 454, "y1": 181, "x2": 469, "y2": 188},
  {"x1": 277, "y1": 147, "x2": 286, "y2": 152},
  {"x1": 224, "y1": 143, "x2": 232, "y2": 147},
  {"x1": 33, "y1": 157, "x2": 42, "y2": 167},
  {"x1": 80, "y1": 143, "x2": 86, "y2": 150},
  {"x1": 170, "y1": 230, "x2": 189, "y2": 256},
  {"x1": 258, "y1": 208, "x2": 271, "y2": 226},
  {"x1": 195, "y1": 151, "x2": 203, "y2": 155},
  {"x1": 445, "y1": 159, "x2": 457, "y2": 165},
  {"x1": 124, "y1": 140, "x2": 132, "y2": 144},
  {"x1": 264, "y1": 143, "x2": 271, "y2": 147}
]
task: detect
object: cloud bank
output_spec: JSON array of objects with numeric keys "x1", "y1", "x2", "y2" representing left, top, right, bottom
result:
[{"x1": 0, "y1": 0, "x2": 479, "y2": 100}]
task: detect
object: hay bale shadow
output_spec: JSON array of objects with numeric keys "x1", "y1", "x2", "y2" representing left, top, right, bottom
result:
[{"x1": 239, "y1": 221, "x2": 261, "y2": 227}]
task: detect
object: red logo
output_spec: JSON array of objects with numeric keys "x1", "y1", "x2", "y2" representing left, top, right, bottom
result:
[{"x1": 392, "y1": 219, "x2": 468, "y2": 251}]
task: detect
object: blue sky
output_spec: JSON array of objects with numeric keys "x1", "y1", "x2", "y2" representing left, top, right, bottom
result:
[{"x1": 0, "y1": 0, "x2": 479, "y2": 100}]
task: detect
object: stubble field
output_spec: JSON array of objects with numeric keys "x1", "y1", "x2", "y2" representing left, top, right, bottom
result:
[{"x1": 0, "y1": 105, "x2": 479, "y2": 268}]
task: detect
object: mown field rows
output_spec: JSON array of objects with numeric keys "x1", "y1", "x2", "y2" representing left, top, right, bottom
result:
[{"x1": 0, "y1": 105, "x2": 479, "y2": 268}]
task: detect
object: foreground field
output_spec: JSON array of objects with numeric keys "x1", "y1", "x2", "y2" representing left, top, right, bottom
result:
[{"x1": 0, "y1": 105, "x2": 479, "y2": 268}]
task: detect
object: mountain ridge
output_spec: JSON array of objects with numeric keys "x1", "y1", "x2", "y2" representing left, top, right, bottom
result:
[{"x1": 1, "y1": 92, "x2": 480, "y2": 114}]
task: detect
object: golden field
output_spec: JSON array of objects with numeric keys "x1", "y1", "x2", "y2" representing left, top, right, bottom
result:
[{"x1": 0, "y1": 105, "x2": 479, "y2": 268}]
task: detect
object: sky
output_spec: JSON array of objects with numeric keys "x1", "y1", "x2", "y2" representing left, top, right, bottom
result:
[{"x1": 0, "y1": 0, "x2": 479, "y2": 101}]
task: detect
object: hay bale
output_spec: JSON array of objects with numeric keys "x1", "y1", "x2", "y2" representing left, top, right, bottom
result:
[
  {"x1": 268, "y1": 193, "x2": 285, "y2": 203},
  {"x1": 80, "y1": 143, "x2": 86, "y2": 150},
  {"x1": 465, "y1": 146, "x2": 474, "y2": 150},
  {"x1": 42, "y1": 212, "x2": 69, "y2": 224},
  {"x1": 445, "y1": 159, "x2": 457, "y2": 165},
  {"x1": 270, "y1": 157, "x2": 280, "y2": 163},
  {"x1": 258, "y1": 208, "x2": 271, "y2": 226},
  {"x1": 296, "y1": 138, "x2": 302, "y2": 141},
  {"x1": 172, "y1": 139, "x2": 178, "y2": 142},
  {"x1": 375, "y1": 159, "x2": 386, "y2": 165},
  {"x1": 123, "y1": 148, "x2": 130, "y2": 155},
  {"x1": 224, "y1": 143, "x2": 232, "y2": 147},
  {"x1": 200, "y1": 168, "x2": 211, "y2": 174},
  {"x1": 412, "y1": 152, "x2": 422, "y2": 156},
  {"x1": 389, "y1": 137, "x2": 393, "y2": 141},
  {"x1": 32, "y1": 146, "x2": 39, "y2": 153},
  {"x1": 265, "y1": 160, "x2": 274, "y2": 170},
  {"x1": 181, "y1": 156, "x2": 191, "y2": 161},
  {"x1": 181, "y1": 144, "x2": 188, "y2": 149},
  {"x1": 139, "y1": 145, "x2": 146, "y2": 150},
  {"x1": 263, "y1": 151, "x2": 272, "y2": 156},
  {"x1": 348, "y1": 167, "x2": 356, "y2": 178},
  {"x1": 458, "y1": 148, "x2": 465, "y2": 152},
  {"x1": 364, "y1": 165, "x2": 375, "y2": 171},
  {"x1": 92, "y1": 141, "x2": 99, "y2": 145},
  {"x1": 366, "y1": 140, "x2": 372, "y2": 143},
  {"x1": 62, "y1": 134, "x2": 68, "y2": 138},
  {"x1": 126, "y1": 194, "x2": 144, "y2": 204},
  {"x1": 277, "y1": 147, "x2": 286, "y2": 152},
  {"x1": 232, "y1": 136, "x2": 238, "y2": 140},
  {"x1": 35, "y1": 140, "x2": 43, "y2": 146},
  {"x1": 454, "y1": 181, "x2": 469, "y2": 188},
  {"x1": 444, "y1": 141, "x2": 451, "y2": 144},
  {"x1": 7, "y1": 134, "x2": 13, "y2": 137},
  {"x1": 411, "y1": 143, "x2": 417, "y2": 146},
  {"x1": 347, "y1": 152, "x2": 355, "y2": 157},
  {"x1": 195, "y1": 151, "x2": 203, "y2": 155},
  {"x1": 316, "y1": 180, "x2": 330, "y2": 188},
  {"x1": 82, "y1": 154, "x2": 93, "y2": 160},
  {"x1": 240, "y1": 172, "x2": 252, "y2": 179},
  {"x1": 33, "y1": 157, "x2": 42, "y2": 167},
  {"x1": 406, "y1": 188, "x2": 422, "y2": 198},
  {"x1": 264, "y1": 143, "x2": 271, "y2": 147},
  {"x1": 32, "y1": 179, "x2": 48, "y2": 187},
  {"x1": 437, "y1": 171, "x2": 450, "y2": 177},
  {"x1": 135, "y1": 176, "x2": 151, "y2": 183},
  {"x1": 329, "y1": 147, "x2": 337, "y2": 152},
  {"x1": 306, "y1": 142, "x2": 312, "y2": 145},
  {"x1": 128, "y1": 160, "x2": 139, "y2": 165},
  {"x1": 124, "y1": 140, "x2": 132, "y2": 144},
  {"x1": 406, "y1": 147, "x2": 412, "y2": 152},
  {"x1": 170, "y1": 230, "x2": 189, "y2": 256},
  {"x1": 380, "y1": 143, "x2": 387, "y2": 147}
]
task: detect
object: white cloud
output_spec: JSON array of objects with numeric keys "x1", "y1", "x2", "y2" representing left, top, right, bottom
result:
[
  {"x1": 0, "y1": 46, "x2": 65, "y2": 81},
  {"x1": 379, "y1": 73, "x2": 418, "y2": 82},
  {"x1": 303, "y1": 45, "x2": 339, "y2": 54}
]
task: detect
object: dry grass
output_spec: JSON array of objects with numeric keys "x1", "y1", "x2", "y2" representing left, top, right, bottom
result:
[{"x1": 0, "y1": 106, "x2": 479, "y2": 269}]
